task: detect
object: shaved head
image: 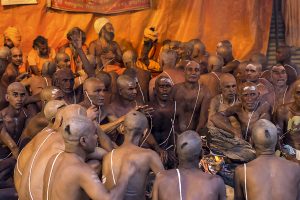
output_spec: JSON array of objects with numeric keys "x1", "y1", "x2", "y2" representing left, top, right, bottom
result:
[
  {"x1": 44, "y1": 100, "x2": 67, "y2": 122},
  {"x1": 124, "y1": 111, "x2": 148, "y2": 136},
  {"x1": 208, "y1": 55, "x2": 224, "y2": 72},
  {"x1": 159, "y1": 49, "x2": 177, "y2": 68},
  {"x1": 55, "y1": 52, "x2": 70, "y2": 69},
  {"x1": 7, "y1": 82, "x2": 25, "y2": 93},
  {"x1": 41, "y1": 61, "x2": 57, "y2": 77},
  {"x1": 123, "y1": 50, "x2": 137, "y2": 63},
  {"x1": 177, "y1": 130, "x2": 202, "y2": 162},
  {"x1": 117, "y1": 75, "x2": 135, "y2": 89},
  {"x1": 0, "y1": 46, "x2": 11, "y2": 60},
  {"x1": 252, "y1": 119, "x2": 277, "y2": 153},
  {"x1": 83, "y1": 77, "x2": 104, "y2": 91},
  {"x1": 40, "y1": 86, "x2": 64, "y2": 102},
  {"x1": 220, "y1": 73, "x2": 236, "y2": 85},
  {"x1": 96, "y1": 71, "x2": 111, "y2": 90}
]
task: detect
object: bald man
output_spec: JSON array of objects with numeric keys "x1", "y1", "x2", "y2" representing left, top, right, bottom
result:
[
  {"x1": 1, "y1": 47, "x2": 24, "y2": 88},
  {"x1": 208, "y1": 73, "x2": 239, "y2": 128},
  {"x1": 211, "y1": 82, "x2": 271, "y2": 141},
  {"x1": 55, "y1": 52, "x2": 71, "y2": 70},
  {"x1": 52, "y1": 68, "x2": 82, "y2": 104},
  {"x1": 123, "y1": 49, "x2": 151, "y2": 103},
  {"x1": 14, "y1": 100, "x2": 66, "y2": 194},
  {"x1": 0, "y1": 46, "x2": 11, "y2": 68},
  {"x1": 234, "y1": 119, "x2": 300, "y2": 200},
  {"x1": 96, "y1": 71, "x2": 113, "y2": 105},
  {"x1": 216, "y1": 40, "x2": 239, "y2": 74},
  {"x1": 0, "y1": 82, "x2": 29, "y2": 199},
  {"x1": 199, "y1": 55, "x2": 224, "y2": 97},
  {"x1": 18, "y1": 104, "x2": 110, "y2": 200},
  {"x1": 20, "y1": 87, "x2": 64, "y2": 142},
  {"x1": 172, "y1": 61, "x2": 211, "y2": 133},
  {"x1": 102, "y1": 111, "x2": 164, "y2": 200},
  {"x1": 153, "y1": 130, "x2": 226, "y2": 200},
  {"x1": 149, "y1": 49, "x2": 184, "y2": 101}
]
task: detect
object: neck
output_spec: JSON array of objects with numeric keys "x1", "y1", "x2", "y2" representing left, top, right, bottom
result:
[
  {"x1": 7, "y1": 105, "x2": 21, "y2": 115},
  {"x1": 184, "y1": 81, "x2": 198, "y2": 89},
  {"x1": 118, "y1": 96, "x2": 135, "y2": 107},
  {"x1": 155, "y1": 97, "x2": 170, "y2": 108},
  {"x1": 256, "y1": 150, "x2": 274, "y2": 157},
  {"x1": 224, "y1": 55, "x2": 234, "y2": 63},
  {"x1": 223, "y1": 95, "x2": 235, "y2": 105},
  {"x1": 178, "y1": 160, "x2": 199, "y2": 169},
  {"x1": 274, "y1": 84, "x2": 287, "y2": 90},
  {"x1": 292, "y1": 101, "x2": 300, "y2": 111},
  {"x1": 123, "y1": 135, "x2": 140, "y2": 146},
  {"x1": 64, "y1": 144, "x2": 86, "y2": 162}
]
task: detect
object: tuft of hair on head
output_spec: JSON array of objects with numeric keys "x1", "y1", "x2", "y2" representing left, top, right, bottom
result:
[
  {"x1": 116, "y1": 74, "x2": 135, "y2": 89},
  {"x1": 83, "y1": 77, "x2": 104, "y2": 91},
  {"x1": 44, "y1": 99, "x2": 67, "y2": 122},
  {"x1": 123, "y1": 111, "x2": 148, "y2": 136},
  {"x1": 177, "y1": 130, "x2": 202, "y2": 161}
]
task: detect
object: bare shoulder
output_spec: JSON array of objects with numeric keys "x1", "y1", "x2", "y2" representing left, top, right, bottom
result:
[{"x1": 277, "y1": 103, "x2": 290, "y2": 114}]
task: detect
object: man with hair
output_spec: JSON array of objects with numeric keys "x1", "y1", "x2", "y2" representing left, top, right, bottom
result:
[
  {"x1": 43, "y1": 115, "x2": 135, "y2": 200},
  {"x1": 199, "y1": 55, "x2": 224, "y2": 97},
  {"x1": 150, "y1": 76, "x2": 177, "y2": 167},
  {"x1": 276, "y1": 45, "x2": 300, "y2": 76},
  {"x1": 216, "y1": 40, "x2": 239, "y2": 74},
  {"x1": 52, "y1": 68, "x2": 82, "y2": 104},
  {"x1": 172, "y1": 60, "x2": 211, "y2": 133},
  {"x1": 152, "y1": 130, "x2": 226, "y2": 200},
  {"x1": 102, "y1": 111, "x2": 164, "y2": 200},
  {"x1": 89, "y1": 18, "x2": 123, "y2": 74},
  {"x1": 211, "y1": 82, "x2": 271, "y2": 141},
  {"x1": 234, "y1": 119, "x2": 300, "y2": 200},
  {"x1": 1, "y1": 47, "x2": 25, "y2": 88},
  {"x1": 123, "y1": 49, "x2": 151, "y2": 103},
  {"x1": 149, "y1": 49, "x2": 184, "y2": 101},
  {"x1": 27, "y1": 35, "x2": 56, "y2": 75}
]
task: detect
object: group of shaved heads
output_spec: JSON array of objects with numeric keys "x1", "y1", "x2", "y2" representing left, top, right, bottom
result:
[{"x1": 0, "y1": 21, "x2": 299, "y2": 200}]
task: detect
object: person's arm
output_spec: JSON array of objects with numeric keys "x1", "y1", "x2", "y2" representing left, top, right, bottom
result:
[
  {"x1": 216, "y1": 176, "x2": 226, "y2": 200},
  {"x1": 103, "y1": 114, "x2": 125, "y2": 134},
  {"x1": 95, "y1": 124, "x2": 113, "y2": 151},
  {"x1": 149, "y1": 150, "x2": 164, "y2": 174},
  {"x1": 222, "y1": 60, "x2": 239, "y2": 74},
  {"x1": 211, "y1": 106, "x2": 242, "y2": 137},
  {"x1": 151, "y1": 173, "x2": 162, "y2": 200},
  {"x1": 196, "y1": 86, "x2": 211, "y2": 132},
  {"x1": 234, "y1": 166, "x2": 245, "y2": 200},
  {"x1": 0, "y1": 127, "x2": 19, "y2": 158},
  {"x1": 143, "y1": 133, "x2": 168, "y2": 164},
  {"x1": 113, "y1": 42, "x2": 123, "y2": 64},
  {"x1": 207, "y1": 96, "x2": 219, "y2": 127}
]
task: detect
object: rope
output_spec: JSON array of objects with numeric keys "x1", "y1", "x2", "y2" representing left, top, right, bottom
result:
[{"x1": 186, "y1": 84, "x2": 200, "y2": 129}]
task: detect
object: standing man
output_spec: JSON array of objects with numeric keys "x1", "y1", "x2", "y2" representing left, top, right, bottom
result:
[{"x1": 234, "y1": 119, "x2": 300, "y2": 200}]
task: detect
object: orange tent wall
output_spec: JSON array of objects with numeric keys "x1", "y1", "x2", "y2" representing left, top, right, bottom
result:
[{"x1": 0, "y1": 0, "x2": 272, "y2": 60}]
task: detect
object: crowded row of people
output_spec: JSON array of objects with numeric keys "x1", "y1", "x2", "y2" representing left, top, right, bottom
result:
[{"x1": 0, "y1": 17, "x2": 299, "y2": 200}]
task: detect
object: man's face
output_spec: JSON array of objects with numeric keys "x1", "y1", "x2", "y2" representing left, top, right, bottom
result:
[
  {"x1": 271, "y1": 66, "x2": 287, "y2": 87},
  {"x1": 155, "y1": 78, "x2": 173, "y2": 102},
  {"x1": 293, "y1": 85, "x2": 300, "y2": 106},
  {"x1": 57, "y1": 55, "x2": 71, "y2": 69},
  {"x1": 37, "y1": 43, "x2": 49, "y2": 57},
  {"x1": 221, "y1": 79, "x2": 237, "y2": 100},
  {"x1": 185, "y1": 62, "x2": 201, "y2": 83},
  {"x1": 123, "y1": 54, "x2": 135, "y2": 69},
  {"x1": 58, "y1": 74, "x2": 74, "y2": 94},
  {"x1": 85, "y1": 82, "x2": 105, "y2": 106},
  {"x1": 276, "y1": 48, "x2": 288, "y2": 62},
  {"x1": 102, "y1": 23, "x2": 115, "y2": 41},
  {"x1": 245, "y1": 64, "x2": 260, "y2": 82},
  {"x1": 119, "y1": 81, "x2": 137, "y2": 101},
  {"x1": 6, "y1": 87, "x2": 26, "y2": 110},
  {"x1": 4, "y1": 37, "x2": 14, "y2": 49},
  {"x1": 11, "y1": 49, "x2": 23, "y2": 66},
  {"x1": 240, "y1": 86, "x2": 259, "y2": 111}
]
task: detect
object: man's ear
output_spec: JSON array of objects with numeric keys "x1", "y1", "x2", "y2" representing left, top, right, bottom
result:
[
  {"x1": 119, "y1": 124, "x2": 125, "y2": 135},
  {"x1": 79, "y1": 136, "x2": 87, "y2": 146},
  {"x1": 5, "y1": 94, "x2": 9, "y2": 102}
]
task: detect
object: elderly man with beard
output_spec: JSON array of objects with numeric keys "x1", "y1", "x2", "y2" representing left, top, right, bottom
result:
[{"x1": 89, "y1": 18, "x2": 123, "y2": 75}]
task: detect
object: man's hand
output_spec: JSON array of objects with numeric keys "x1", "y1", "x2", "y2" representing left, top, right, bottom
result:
[
  {"x1": 70, "y1": 31, "x2": 83, "y2": 49},
  {"x1": 135, "y1": 105, "x2": 154, "y2": 117},
  {"x1": 16, "y1": 73, "x2": 30, "y2": 81},
  {"x1": 87, "y1": 105, "x2": 100, "y2": 121}
]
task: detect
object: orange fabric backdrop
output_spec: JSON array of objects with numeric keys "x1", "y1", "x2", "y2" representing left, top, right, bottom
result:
[{"x1": 0, "y1": 0, "x2": 272, "y2": 60}]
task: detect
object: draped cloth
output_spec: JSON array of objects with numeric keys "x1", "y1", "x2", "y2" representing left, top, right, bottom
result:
[
  {"x1": 0, "y1": 0, "x2": 272, "y2": 59},
  {"x1": 282, "y1": 0, "x2": 300, "y2": 47}
]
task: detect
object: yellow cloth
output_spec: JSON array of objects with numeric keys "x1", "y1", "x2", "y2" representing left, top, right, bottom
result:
[
  {"x1": 136, "y1": 59, "x2": 161, "y2": 72},
  {"x1": 27, "y1": 48, "x2": 56, "y2": 72},
  {"x1": 3, "y1": 26, "x2": 21, "y2": 47},
  {"x1": 103, "y1": 64, "x2": 125, "y2": 75}
]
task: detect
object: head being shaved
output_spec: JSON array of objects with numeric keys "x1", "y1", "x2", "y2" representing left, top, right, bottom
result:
[
  {"x1": 44, "y1": 100, "x2": 67, "y2": 122},
  {"x1": 208, "y1": 55, "x2": 224, "y2": 72},
  {"x1": 177, "y1": 130, "x2": 202, "y2": 162},
  {"x1": 124, "y1": 111, "x2": 148, "y2": 136},
  {"x1": 96, "y1": 71, "x2": 111, "y2": 90},
  {"x1": 7, "y1": 82, "x2": 26, "y2": 94},
  {"x1": 41, "y1": 61, "x2": 57, "y2": 77},
  {"x1": 220, "y1": 73, "x2": 236, "y2": 86},
  {"x1": 159, "y1": 49, "x2": 177, "y2": 68},
  {"x1": 83, "y1": 77, "x2": 104, "y2": 91},
  {"x1": 252, "y1": 119, "x2": 277, "y2": 153},
  {"x1": 0, "y1": 46, "x2": 11, "y2": 60},
  {"x1": 40, "y1": 86, "x2": 63, "y2": 102},
  {"x1": 117, "y1": 75, "x2": 135, "y2": 89}
]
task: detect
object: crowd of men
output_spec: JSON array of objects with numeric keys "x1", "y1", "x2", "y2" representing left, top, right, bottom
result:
[{"x1": 0, "y1": 17, "x2": 299, "y2": 200}]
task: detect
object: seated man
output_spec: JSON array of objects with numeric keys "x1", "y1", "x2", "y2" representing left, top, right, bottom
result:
[
  {"x1": 149, "y1": 49, "x2": 184, "y2": 101},
  {"x1": 208, "y1": 73, "x2": 239, "y2": 128},
  {"x1": 211, "y1": 82, "x2": 271, "y2": 141},
  {"x1": 123, "y1": 49, "x2": 152, "y2": 103},
  {"x1": 3, "y1": 26, "x2": 21, "y2": 49},
  {"x1": 89, "y1": 18, "x2": 123, "y2": 75},
  {"x1": 199, "y1": 55, "x2": 224, "y2": 97},
  {"x1": 27, "y1": 36, "x2": 56, "y2": 75},
  {"x1": 234, "y1": 119, "x2": 300, "y2": 200},
  {"x1": 243, "y1": 62, "x2": 273, "y2": 96},
  {"x1": 102, "y1": 111, "x2": 164, "y2": 200},
  {"x1": 276, "y1": 45, "x2": 300, "y2": 76},
  {"x1": 276, "y1": 82, "x2": 300, "y2": 160},
  {"x1": 52, "y1": 68, "x2": 82, "y2": 104},
  {"x1": 216, "y1": 40, "x2": 239, "y2": 74},
  {"x1": 0, "y1": 82, "x2": 30, "y2": 199},
  {"x1": 1, "y1": 47, "x2": 24, "y2": 88},
  {"x1": 152, "y1": 130, "x2": 226, "y2": 200},
  {"x1": 172, "y1": 61, "x2": 211, "y2": 133},
  {"x1": 149, "y1": 76, "x2": 177, "y2": 168},
  {"x1": 43, "y1": 115, "x2": 135, "y2": 200},
  {"x1": 20, "y1": 86, "x2": 64, "y2": 142}
]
